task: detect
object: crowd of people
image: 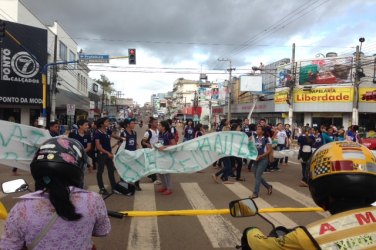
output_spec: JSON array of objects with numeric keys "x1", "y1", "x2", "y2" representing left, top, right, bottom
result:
[{"x1": 1, "y1": 116, "x2": 374, "y2": 249}]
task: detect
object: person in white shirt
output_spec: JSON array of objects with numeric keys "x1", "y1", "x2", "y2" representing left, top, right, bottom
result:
[
  {"x1": 141, "y1": 117, "x2": 161, "y2": 184},
  {"x1": 272, "y1": 123, "x2": 289, "y2": 169}
]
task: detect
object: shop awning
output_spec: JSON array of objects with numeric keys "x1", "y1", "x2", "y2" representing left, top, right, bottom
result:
[{"x1": 55, "y1": 88, "x2": 90, "y2": 110}]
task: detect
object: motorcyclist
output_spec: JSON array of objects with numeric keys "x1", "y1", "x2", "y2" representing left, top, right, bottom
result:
[
  {"x1": 0, "y1": 137, "x2": 111, "y2": 250},
  {"x1": 240, "y1": 141, "x2": 376, "y2": 249}
]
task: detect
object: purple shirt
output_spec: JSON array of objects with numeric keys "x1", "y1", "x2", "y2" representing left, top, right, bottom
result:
[{"x1": 0, "y1": 187, "x2": 110, "y2": 250}]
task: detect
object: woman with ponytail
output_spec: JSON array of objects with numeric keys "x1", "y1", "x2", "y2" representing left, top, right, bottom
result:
[{"x1": 0, "y1": 137, "x2": 110, "y2": 250}]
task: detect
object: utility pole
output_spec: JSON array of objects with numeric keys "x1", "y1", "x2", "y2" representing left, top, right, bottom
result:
[
  {"x1": 288, "y1": 43, "x2": 296, "y2": 127},
  {"x1": 352, "y1": 38, "x2": 365, "y2": 125},
  {"x1": 50, "y1": 34, "x2": 58, "y2": 121},
  {"x1": 218, "y1": 58, "x2": 235, "y2": 122}
]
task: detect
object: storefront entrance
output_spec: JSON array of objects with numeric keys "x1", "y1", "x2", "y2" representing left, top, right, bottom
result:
[
  {"x1": 0, "y1": 108, "x2": 21, "y2": 123},
  {"x1": 312, "y1": 117, "x2": 343, "y2": 128}
]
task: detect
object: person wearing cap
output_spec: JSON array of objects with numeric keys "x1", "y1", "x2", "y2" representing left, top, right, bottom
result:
[
  {"x1": 0, "y1": 137, "x2": 111, "y2": 249},
  {"x1": 240, "y1": 141, "x2": 376, "y2": 249}
]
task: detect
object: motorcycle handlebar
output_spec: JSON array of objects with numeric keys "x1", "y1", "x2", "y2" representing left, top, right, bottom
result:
[{"x1": 107, "y1": 210, "x2": 125, "y2": 219}]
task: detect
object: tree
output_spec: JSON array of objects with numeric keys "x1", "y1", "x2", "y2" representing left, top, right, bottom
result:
[{"x1": 95, "y1": 74, "x2": 115, "y2": 112}]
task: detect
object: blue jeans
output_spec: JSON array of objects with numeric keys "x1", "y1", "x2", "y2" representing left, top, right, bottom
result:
[{"x1": 252, "y1": 157, "x2": 271, "y2": 196}]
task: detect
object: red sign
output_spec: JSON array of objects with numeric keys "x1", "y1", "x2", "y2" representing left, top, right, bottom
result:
[{"x1": 183, "y1": 107, "x2": 202, "y2": 116}]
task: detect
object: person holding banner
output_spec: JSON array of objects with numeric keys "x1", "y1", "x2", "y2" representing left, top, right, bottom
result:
[
  {"x1": 94, "y1": 117, "x2": 118, "y2": 195},
  {"x1": 156, "y1": 120, "x2": 177, "y2": 195}
]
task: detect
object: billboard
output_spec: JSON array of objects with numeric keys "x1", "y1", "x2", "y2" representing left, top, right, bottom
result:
[
  {"x1": 240, "y1": 75, "x2": 262, "y2": 92},
  {"x1": 299, "y1": 57, "x2": 353, "y2": 85},
  {"x1": 0, "y1": 21, "x2": 47, "y2": 105},
  {"x1": 276, "y1": 63, "x2": 293, "y2": 88}
]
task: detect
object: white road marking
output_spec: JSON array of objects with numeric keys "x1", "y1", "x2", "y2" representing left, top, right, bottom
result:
[
  {"x1": 127, "y1": 183, "x2": 160, "y2": 250},
  {"x1": 181, "y1": 183, "x2": 241, "y2": 248},
  {"x1": 287, "y1": 161, "x2": 300, "y2": 165},
  {"x1": 269, "y1": 182, "x2": 329, "y2": 217},
  {"x1": 224, "y1": 182, "x2": 298, "y2": 228}
]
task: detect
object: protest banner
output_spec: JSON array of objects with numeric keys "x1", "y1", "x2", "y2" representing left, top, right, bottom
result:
[
  {"x1": 114, "y1": 131, "x2": 258, "y2": 183},
  {"x1": 0, "y1": 120, "x2": 51, "y2": 171}
]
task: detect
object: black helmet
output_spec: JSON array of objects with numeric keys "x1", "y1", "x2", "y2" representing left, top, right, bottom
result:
[
  {"x1": 30, "y1": 137, "x2": 87, "y2": 188},
  {"x1": 308, "y1": 141, "x2": 376, "y2": 212}
]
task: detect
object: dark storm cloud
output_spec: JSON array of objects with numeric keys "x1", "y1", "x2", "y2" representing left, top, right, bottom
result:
[{"x1": 23, "y1": 0, "x2": 373, "y2": 69}]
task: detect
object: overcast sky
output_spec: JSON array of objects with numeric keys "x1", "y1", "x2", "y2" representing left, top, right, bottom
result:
[{"x1": 22, "y1": 0, "x2": 376, "y2": 104}]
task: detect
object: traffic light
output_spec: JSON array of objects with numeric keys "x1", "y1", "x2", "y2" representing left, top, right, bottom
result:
[
  {"x1": 128, "y1": 48, "x2": 136, "y2": 65},
  {"x1": 0, "y1": 20, "x2": 6, "y2": 39}
]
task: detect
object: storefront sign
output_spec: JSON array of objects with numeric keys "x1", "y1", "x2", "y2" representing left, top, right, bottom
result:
[
  {"x1": 274, "y1": 90, "x2": 289, "y2": 104},
  {"x1": 66, "y1": 104, "x2": 76, "y2": 116},
  {"x1": 0, "y1": 21, "x2": 47, "y2": 105},
  {"x1": 232, "y1": 100, "x2": 275, "y2": 113},
  {"x1": 359, "y1": 88, "x2": 376, "y2": 102},
  {"x1": 294, "y1": 87, "x2": 353, "y2": 103}
]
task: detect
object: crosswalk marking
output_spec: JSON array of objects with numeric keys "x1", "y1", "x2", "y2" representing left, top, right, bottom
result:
[
  {"x1": 224, "y1": 182, "x2": 298, "y2": 228},
  {"x1": 270, "y1": 182, "x2": 330, "y2": 217},
  {"x1": 127, "y1": 183, "x2": 160, "y2": 250},
  {"x1": 181, "y1": 183, "x2": 241, "y2": 248}
]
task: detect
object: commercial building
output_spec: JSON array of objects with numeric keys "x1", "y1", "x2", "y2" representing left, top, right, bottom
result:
[{"x1": 0, "y1": 0, "x2": 91, "y2": 126}]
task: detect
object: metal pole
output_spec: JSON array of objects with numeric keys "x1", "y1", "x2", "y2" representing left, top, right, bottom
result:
[
  {"x1": 227, "y1": 60, "x2": 232, "y2": 122},
  {"x1": 352, "y1": 45, "x2": 360, "y2": 125},
  {"x1": 288, "y1": 43, "x2": 295, "y2": 127},
  {"x1": 50, "y1": 34, "x2": 58, "y2": 121}
]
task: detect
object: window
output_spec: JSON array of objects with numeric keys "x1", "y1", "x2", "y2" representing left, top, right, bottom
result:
[
  {"x1": 69, "y1": 50, "x2": 75, "y2": 61},
  {"x1": 68, "y1": 50, "x2": 76, "y2": 69},
  {"x1": 59, "y1": 41, "x2": 67, "y2": 61},
  {"x1": 93, "y1": 83, "x2": 98, "y2": 92}
]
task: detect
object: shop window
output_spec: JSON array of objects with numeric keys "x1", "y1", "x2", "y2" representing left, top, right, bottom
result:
[
  {"x1": 0, "y1": 108, "x2": 21, "y2": 123},
  {"x1": 59, "y1": 41, "x2": 67, "y2": 61}
]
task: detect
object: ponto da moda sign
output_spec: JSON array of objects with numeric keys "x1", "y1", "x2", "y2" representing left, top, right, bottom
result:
[{"x1": 0, "y1": 21, "x2": 47, "y2": 105}]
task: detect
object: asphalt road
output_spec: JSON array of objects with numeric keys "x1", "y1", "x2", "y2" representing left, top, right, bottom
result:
[{"x1": 0, "y1": 125, "x2": 326, "y2": 250}]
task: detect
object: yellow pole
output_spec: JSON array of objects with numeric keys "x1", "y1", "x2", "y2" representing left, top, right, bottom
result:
[
  {"x1": 42, "y1": 73, "x2": 47, "y2": 116},
  {"x1": 119, "y1": 207, "x2": 324, "y2": 217}
]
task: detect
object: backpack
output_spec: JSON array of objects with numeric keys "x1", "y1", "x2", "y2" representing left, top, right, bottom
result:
[
  {"x1": 171, "y1": 127, "x2": 179, "y2": 142},
  {"x1": 141, "y1": 129, "x2": 152, "y2": 148}
]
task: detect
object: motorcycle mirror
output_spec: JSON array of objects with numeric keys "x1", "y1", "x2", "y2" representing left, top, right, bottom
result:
[
  {"x1": 229, "y1": 198, "x2": 258, "y2": 217},
  {"x1": 1, "y1": 179, "x2": 29, "y2": 194}
]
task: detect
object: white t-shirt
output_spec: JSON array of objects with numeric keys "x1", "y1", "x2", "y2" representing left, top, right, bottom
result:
[
  {"x1": 276, "y1": 130, "x2": 287, "y2": 145},
  {"x1": 143, "y1": 129, "x2": 159, "y2": 145}
]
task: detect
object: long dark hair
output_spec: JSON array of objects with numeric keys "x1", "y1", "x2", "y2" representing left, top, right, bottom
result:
[
  {"x1": 35, "y1": 176, "x2": 82, "y2": 221},
  {"x1": 160, "y1": 120, "x2": 170, "y2": 133}
]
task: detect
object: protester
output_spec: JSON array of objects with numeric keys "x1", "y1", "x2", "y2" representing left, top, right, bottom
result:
[
  {"x1": 0, "y1": 137, "x2": 111, "y2": 249},
  {"x1": 182, "y1": 119, "x2": 195, "y2": 142},
  {"x1": 120, "y1": 118, "x2": 141, "y2": 191},
  {"x1": 141, "y1": 117, "x2": 161, "y2": 184},
  {"x1": 230, "y1": 123, "x2": 243, "y2": 181},
  {"x1": 48, "y1": 120, "x2": 60, "y2": 137},
  {"x1": 297, "y1": 126, "x2": 315, "y2": 187},
  {"x1": 156, "y1": 120, "x2": 177, "y2": 195},
  {"x1": 194, "y1": 123, "x2": 205, "y2": 138},
  {"x1": 94, "y1": 117, "x2": 118, "y2": 195},
  {"x1": 249, "y1": 125, "x2": 273, "y2": 198},
  {"x1": 68, "y1": 119, "x2": 93, "y2": 173},
  {"x1": 272, "y1": 123, "x2": 288, "y2": 169}
]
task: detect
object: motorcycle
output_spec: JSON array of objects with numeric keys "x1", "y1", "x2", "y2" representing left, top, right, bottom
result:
[
  {"x1": 229, "y1": 198, "x2": 290, "y2": 249},
  {"x1": 0, "y1": 179, "x2": 125, "y2": 220}
]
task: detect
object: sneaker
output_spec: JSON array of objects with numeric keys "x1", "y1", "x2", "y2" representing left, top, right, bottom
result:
[
  {"x1": 153, "y1": 180, "x2": 162, "y2": 185},
  {"x1": 264, "y1": 169, "x2": 271, "y2": 174},
  {"x1": 157, "y1": 187, "x2": 167, "y2": 193},
  {"x1": 99, "y1": 188, "x2": 109, "y2": 196},
  {"x1": 273, "y1": 167, "x2": 281, "y2": 171},
  {"x1": 162, "y1": 189, "x2": 172, "y2": 195}
]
